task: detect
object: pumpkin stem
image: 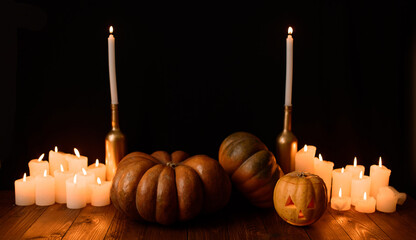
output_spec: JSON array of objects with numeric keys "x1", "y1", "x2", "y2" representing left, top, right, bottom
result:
[{"x1": 166, "y1": 162, "x2": 178, "y2": 168}]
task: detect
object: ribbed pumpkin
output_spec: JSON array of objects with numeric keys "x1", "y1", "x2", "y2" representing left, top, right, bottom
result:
[
  {"x1": 111, "y1": 151, "x2": 231, "y2": 225},
  {"x1": 219, "y1": 132, "x2": 283, "y2": 208},
  {"x1": 273, "y1": 172, "x2": 327, "y2": 226}
]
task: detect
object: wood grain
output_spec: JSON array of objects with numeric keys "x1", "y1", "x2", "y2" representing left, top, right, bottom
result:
[
  {"x1": 63, "y1": 204, "x2": 116, "y2": 240},
  {"x1": 21, "y1": 204, "x2": 81, "y2": 239},
  {"x1": 187, "y1": 210, "x2": 228, "y2": 240},
  {"x1": 328, "y1": 207, "x2": 391, "y2": 240},
  {"x1": 0, "y1": 204, "x2": 48, "y2": 240},
  {"x1": 305, "y1": 209, "x2": 350, "y2": 240},
  {"x1": 0, "y1": 191, "x2": 14, "y2": 218},
  {"x1": 105, "y1": 210, "x2": 146, "y2": 240}
]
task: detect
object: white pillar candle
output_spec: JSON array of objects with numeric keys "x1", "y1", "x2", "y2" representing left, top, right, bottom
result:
[
  {"x1": 14, "y1": 173, "x2": 35, "y2": 206},
  {"x1": 369, "y1": 157, "x2": 391, "y2": 197},
  {"x1": 66, "y1": 148, "x2": 88, "y2": 173},
  {"x1": 331, "y1": 188, "x2": 351, "y2": 211},
  {"x1": 295, "y1": 145, "x2": 316, "y2": 173},
  {"x1": 345, "y1": 157, "x2": 365, "y2": 178},
  {"x1": 49, "y1": 146, "x2": 68, "y2": 176},
  {"x1": 54, "y1": 164, "x2": 74, "y2": 204},
  {"x1": 313, "y1": 154, "x2": 334, "y2": 201},
  {"x1": 77, "y1": 168, "x2": 95, "y2": 203},
  {"x1": 388, "y1": 186, "x2": 407, "y2": 205},
  {"x1": 376, "y1": 186, "x2": 398, "y2": 213},
  {"x1": 108, "y1": 26, "x2": 118, "y2": 104},
  {"x1": 28, "y1": 153, "x2": 49, "y2": 177},
  {"x1": 355, "y1": 192, "x2": 376, "y2": 213},
  {"x1": 90, "y1": 177, "x2": 111, "y2": 207},
  {"x1": 87, "y1": 159, "x2": 106, "y2": 181},
  {"x1": 351, "y1": 171, "x2": 371, "y2": 206},
  {"x1": 285, "y1": 26, "x2": 293, "y2": 106},
  {"x1": 35, "y1": 170, "x2": 55, "y2": 206},
  {"x1": 332, "y1": 167, "x2": 352, "y2": 198},
  {"x1": 66, "y1": 174, "x2": 87, "y2": 209}
]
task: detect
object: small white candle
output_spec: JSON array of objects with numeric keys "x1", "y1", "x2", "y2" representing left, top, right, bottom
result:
[
  {"x1": 376, "y1": 186, "x2": 398, "y2": 213},
  {"x1": 66, "y1": 174, "x2": 87, "y2": 209},
  {"x1": 66, "y1": 148, "x2": 88, "y2": 173},
  {"x1": 351, "y1": 171, "x2": 371, "y2": 206},
  {"x1": 355, "y1": 192, "x2": 376, "y2": 213},
  {"x1": 35, "y1": 170, "x2": 55, "y2": 206},
  {"x1": 90, "y1": 177, "x2": 112, "y2": 207},
  {"x1": 87, "y1": 159, "x2": 106, "y2": 181},
  {"x1": 369, "y1": 157, "x2": 391, "y2": 197},
  {"x1": 345, "y1": 157, "x2": 365, "y2": 178},
  {"x1": 49, "y1": 146, "x2": 68, "y2": 176},
  {"x1": 77, "y1": 168, "x2": 95, "y2": 203},
  {"x1": 54, "y1": 164, "x2": 74, "y2": 204},
  {"x1": 295, "y1": 145, "x2": 316, "y2": 173},
  {"x1": 28, "y1": 153, "x2": 49, "y2": 177},
  {"x1": 331, "y1": 188, "x2": 351, "y2": 211},
  {"x1": 313, "y1": 154, "x2": 333, "y2": 201},
  {"x1": 332, "y1": 167, "x2": 352, "y2": 198},
  {"x1": 108, "y1": 26, "x2": 118, "y2": 104},
  {"x1": 14, "y1": 173, "x2": 35, "y2": 206},
  {"x1": 285, "y1": 26, "x2": 293, "y2": 106}
]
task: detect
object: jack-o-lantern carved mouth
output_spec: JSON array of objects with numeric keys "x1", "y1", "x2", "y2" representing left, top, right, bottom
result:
[{"x1": 285, "y1": 195, "x2": 315, "y2": 220}]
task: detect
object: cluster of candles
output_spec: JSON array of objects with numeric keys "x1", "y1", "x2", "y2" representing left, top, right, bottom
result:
[
  {"x1": 14, "y1": 147, "x2": 112, "y2": 209},
  {"x1": 295, "y1": 145, "x2": 406, "y2": 213}
]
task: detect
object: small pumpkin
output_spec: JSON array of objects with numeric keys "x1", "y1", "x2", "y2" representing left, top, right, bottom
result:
[
  {"x1": 111, "y1": 151, "x2": 231, "y2": 225},
  {"x1": 273, "y1": 171, "x2": 327, "y2": 226},
  {"x1": 219, "y1": 132, "x2": 283, "y2": 208}
]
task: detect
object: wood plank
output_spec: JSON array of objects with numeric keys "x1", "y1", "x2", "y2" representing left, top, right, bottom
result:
[
  {"x1": 328, "y1": 207, "x2": 391, "y2": 240},
  {"x1": 0, "y1": 191, "x2": 14, "y2": 218},
  {"x1": 0, "y1": 204, "x2": 48, "y2": 240},
  {"x1": 366, "y1": 197, "x2": 416, "y2": 240},
  {"x1": 260, "y1": 207, "x2": 310, "y2": 240},
  {"x1": 105, "y1": 210, "x2": 146, "y2": 240},
  {"x1": 187, "y1": 210, "x2": 228, "y2": 240},
  {"x1": 141, "y1": 222, "x2": 187, "y2": 240},
  {"x1": 226, "y1": 205, "x2": 270, "y2": 240},
  {"x1": 21, "y1": 204, "x2": 81, "y2": 239},
  {"x1": 63, "y1": 204, "x2": 116, "y2": 240},
  {"x1": 305, "y1": 208, "x2": 351, "y2": 240}
]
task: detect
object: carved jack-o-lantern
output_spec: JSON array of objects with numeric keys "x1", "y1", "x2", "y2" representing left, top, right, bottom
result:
[{"x1": 273, "y1": 171, "x2": 327, "y2": 226}]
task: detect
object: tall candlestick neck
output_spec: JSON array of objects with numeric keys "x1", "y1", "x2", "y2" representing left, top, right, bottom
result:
[
  {"x1": 283, "y1": 105, "x2": 293, "y2": 131},
  {"x1": 111, "y1": 104, "x2": 120, "y2": 130}
]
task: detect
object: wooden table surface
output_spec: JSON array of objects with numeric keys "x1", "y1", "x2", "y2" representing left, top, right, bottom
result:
[{"x1": 0, "y1": 190, "x2": 415, "y2": 240}]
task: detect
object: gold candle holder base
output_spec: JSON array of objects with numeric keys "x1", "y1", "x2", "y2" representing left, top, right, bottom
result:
[
  {"x1": 276, "y1": 105, "x2": 298, "y2": 174},
  {"x1": 105, "y1": 104, "x2": 126, "y2": 181}
]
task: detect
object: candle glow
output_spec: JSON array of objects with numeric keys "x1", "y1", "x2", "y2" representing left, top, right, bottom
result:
[
  {"x1": 319, "y1": 154, "x2": 323, "y2": 161},
  {"x1": 55, "y1": 146, "x2": 58, "y2": 152},
  {"x1": 95, "y1": 159, "x2": 99, "y2": 167},
  {"x1": 73, "y1": 174, "x2": 77, "y2": 184},
  {"x1": 23, "y1": 173, "x2": 27, "y2": 182},
  {"x1": 43, "y1": 169, "x2": 47, "y2": 177},
  {"x1": 288, "y1": 26, "x2": 293, "y2": 34},
  {"x1": 359, "y1": 171, "x2": 363, "y2": 179},
  {"x1": 379, "y1": 157, "x2": 382, "y2": 167},
  {"x1": 341, "y1": 167, "x2": 344, "y2": 173},
  {"x1": 82, "y1": 168, "x2": 87, "y2": 176},
  {"x1": 364, "y1": 192, "x2": 367, "y2": 200},
  {"x1": 97, "y1": 177, "x2": 102, "y2": 185},
  {"x1": 60, "y1": 164, "x2": 64, "y2": 172},
  {"x1": 38, "y1": 153, "x2": 45, "y2": 162},
  {"x1": 109, "y1": 26, "x2": 113, "y2": 34},
  {"x1": 304, "y1": 145, "x2": 308, "y2": 152},
  {"x1": 74, "y1": 148, "x2": 80, "y2": 158},
  {"x1": 339, "y1": 188, "x2": 342, "y2": 198},
  {"x1": 354, "y1": 157, "x2": 357, "y2": 167}
]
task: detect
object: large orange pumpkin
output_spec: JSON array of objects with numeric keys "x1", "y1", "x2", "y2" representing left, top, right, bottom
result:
[
  {"x1": 111, "y1": 151, "x2": 231, "y2": 225},
  {"x1": 219, "y1": 132, "x2": 283, "y2": 208},
  {"x1": 273, "y1": 172, "x2": 327, "y2": 226}
]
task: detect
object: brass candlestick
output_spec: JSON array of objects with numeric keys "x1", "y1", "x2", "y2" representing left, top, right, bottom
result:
[
  {"x1": 105, "y1": 104, "x2": 126, "y2": 181},
  {"x1": 276, "y1": 105, "x2": 298, "y2": 174}
]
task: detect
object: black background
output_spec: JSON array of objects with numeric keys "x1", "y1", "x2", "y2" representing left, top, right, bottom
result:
[{"x1": 2, "y1": 0, "x2": 415, "y2": 197}]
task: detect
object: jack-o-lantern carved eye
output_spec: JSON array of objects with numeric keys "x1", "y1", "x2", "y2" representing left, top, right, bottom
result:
[
  {"x1": 307, "y1": 197, "x2": 315, "y2": 209},
  {"x1": 285, "y1": 196, "x2": 295, "y2": 207}
]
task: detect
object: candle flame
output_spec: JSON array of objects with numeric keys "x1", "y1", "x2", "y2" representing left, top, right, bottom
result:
[
  {"x1": 82, "y1": 168, "x2": 87, "y2": 176},
  {"x1": 97, "y1": 177, "x2": 102, "y2": 185},
  {"x1": 379, "y1": 157, "x2": 382, "y2": 167},
  {"x1": 23, "y1": 173, "x2": 27, "y2": 182},
  {"x1": 319, "y1": 154, "x2": 323, "y2": 161},
  {"x1": 354, "y1": 157, "x2": 357, "y2": 167},
  {"x1": 288, "y1": 26, "x2": 293, "y2": 35},
  {"x1": 364, "y1": 192, "x2": 367, "y2": 200},
  {"x1": 38, "y1": 153, "x2": 45, "y2": 162},
  {"x1": 109, "y1": 26, "x2": 113, "y2": 34},
  {"x1": 55, "y1": 146, "x2": 58, "y2": 152},
  {"x1": 74, "y1": 174, "x2": 77, "y2": 184},
  {"x1": 359, "y1": 170, "x2": 363, "y2": 179},
  {"x1": 43, "y1": 169, "x2": 47, "y2": 177},
  {"x1": 339, "y1": 188, "x2": 342, "y2": 198},
  {"x1": 304, "y1": 145, "x2": 308, "y2": 152},
  {"x1": 74, "y1": 148, "x2": 80, "y2": 158},
  {"x1": 60, "y1": 164, "x2": 64, "y2": 172},
  {"x1": 341, "y1": 167, "x2": 345, "y2": 173},
  {"x1": 95, "y1": 159, "x2": 99, "y2": 167}
]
